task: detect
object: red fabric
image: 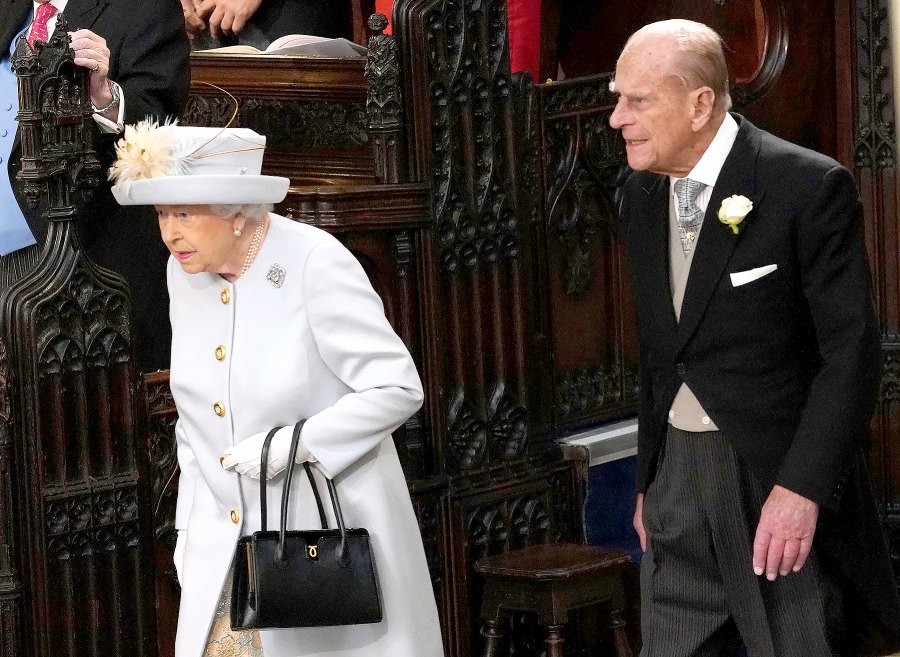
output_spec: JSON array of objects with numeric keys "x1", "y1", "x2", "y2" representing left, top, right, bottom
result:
[
  {"x1": 371, "y1": 0, "x2": 543, "y2": 77},
  {"x1": 507, "y1": 0, "x2": 541, "y2": 80},
  {"x1": 28, "y1": 2, "x2": 58, "y2": 48},
  {"x1": 375, "y1": 0, "x2": 393, "y2": 34}
]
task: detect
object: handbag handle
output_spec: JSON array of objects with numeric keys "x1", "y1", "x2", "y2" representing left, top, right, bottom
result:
[
  {"x1": 258, "y1": 426, "x2": 283, "y2": 533},
  {"x1": 277, "y1": 420, "x2": 351, "y2": 566},
  {"x1": 258, "y1": 422, "x2": 327, "y2": 531}
]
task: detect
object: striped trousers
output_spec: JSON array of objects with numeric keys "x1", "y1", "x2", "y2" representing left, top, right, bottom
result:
[{"x1": 640, "y1": 426, "x2": 844, "y2": 657}]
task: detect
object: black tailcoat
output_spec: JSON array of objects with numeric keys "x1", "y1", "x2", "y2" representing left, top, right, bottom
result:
[{"x1": 620, "y1": 115, "x2": 900, "y2": 647}]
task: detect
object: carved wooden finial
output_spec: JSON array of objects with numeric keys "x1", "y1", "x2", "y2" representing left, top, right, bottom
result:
[
  {"x1": 367, "y1": 13, "x2": 389, "y2": 36},
  {"x1": 11, "y1": 13, "x2": 101, "y2": 216}
]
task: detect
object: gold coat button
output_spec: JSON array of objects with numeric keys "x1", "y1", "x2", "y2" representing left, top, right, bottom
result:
[
  {"x1": 215, "y1": 345, "x2": 227, "y2": 361},
  {"x1": 213, "y1": 401, "x2": 226, "y2": 417},
  {"x1": 220, "y1": 288, "x2": 231, "y2": 304},
  {"x1": 230, "y1": 508, "x2": 240, "y2": 524}
]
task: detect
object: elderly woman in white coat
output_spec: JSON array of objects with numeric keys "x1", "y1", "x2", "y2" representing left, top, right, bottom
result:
[{"x1": 110, "y1": 122, "x2": 444, "y2": 657}]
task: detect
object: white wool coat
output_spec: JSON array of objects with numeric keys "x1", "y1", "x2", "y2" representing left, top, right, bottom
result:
[{"x1": 169, "y1": 214, "x2": 444, "y2": 657}]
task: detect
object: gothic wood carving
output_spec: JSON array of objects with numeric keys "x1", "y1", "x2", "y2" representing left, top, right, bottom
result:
[
  {"x1": 183, "y1": 94, "x2": 368, "y2": 149},
  {"x1": 536, "y1": 74, "x2": 638, "y2": 430},
  {"x1": 185, "y1": 54, "x2": 375, "y2": 187},
  {"x1": 2, "y1": 24, "x2": 150, "y2": 657},
  {"x1": 366, "y1": 13, "x2": 406, "y2": 183},
  {"x1": 840, "y1": 0, "x2": 900, "y2": 595},
  {"x1": 0, "y1": 339, "x2": 22, "y2": 657},
  {"x1": 394, "y1": 0, "x2": 551, "y2": 475}
]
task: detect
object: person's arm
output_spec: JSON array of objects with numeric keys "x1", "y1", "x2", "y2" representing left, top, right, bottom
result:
[
  {"x1": 68, "y1": 1, "x2": 189, "y2": 136},
  {"x1": 633, "y1": 492, "x2": 646, "y2": 551},
  {"x1": 90, "y1": 81, "x2": 124, "y2": 133},
  {"x1": 753, "y1": 164, "x2": 880, "y2": 580},
  {"x1": 776, "y1": 164, "x2": 880, "y2": 507},
  {"x1": 619, "y1": 178, "x2": 659, "y2": 554},
  {"x1": 222, "y1": 235, "x2": 423, "y2": 481},
  {"x1": 66, "y1": 28, "x2": 122, "y2": 131},
  {"x1": 111, "y1": 0, "x2": 191, "y2": 125},
  {"x1": 285, "y1": 236, "x2": 423, "y2": 479}
]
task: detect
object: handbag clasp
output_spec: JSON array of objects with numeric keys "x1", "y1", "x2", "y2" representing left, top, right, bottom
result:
[{"x1": 307, "y1": 544, "x2": 318, "y2": 559}]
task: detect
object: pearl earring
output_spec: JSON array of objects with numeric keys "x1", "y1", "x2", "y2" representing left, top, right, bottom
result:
[{"x1": 234, "y1": 227, "x2": 242, "y2": 237}]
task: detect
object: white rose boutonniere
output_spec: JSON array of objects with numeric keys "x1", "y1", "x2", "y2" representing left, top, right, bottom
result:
[{"x1": 717, "y1": 195, "x2": 753, "y2": 234}]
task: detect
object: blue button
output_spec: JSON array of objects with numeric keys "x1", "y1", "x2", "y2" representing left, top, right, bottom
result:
[
  {"x1": 4, "y1": 103, "x2": 11, "y2": 111},
  {"x1": 0, "y1": 156, "x2": 4, "y2": 164},
  {"x1": 0, "y1": 129, "x2": 6, "y2": 137}
]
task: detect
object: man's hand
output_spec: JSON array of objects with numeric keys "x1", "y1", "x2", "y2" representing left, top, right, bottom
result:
[
  {"x1": 634, "y1": 492, "x2": 647, "y2": 551},
  {"x1": 180, "y1": 0, "x2": 206, "y2": 39},
  {"x1": 68, "y1": 29, "x2": 116, "y2": 115},
  {"x1": 196, "y1": 0, "x2": 264, "y2": 38},
  {"x1": 752, "y1": 484, "x2": 818, "y2": 580}
]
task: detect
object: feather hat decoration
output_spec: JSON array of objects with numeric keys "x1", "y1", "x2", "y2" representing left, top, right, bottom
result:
[
  {"x1": 108, "y1": 119, "x2": 183, "y2": 184},
  {"x1": 109, "y1": 82, "x2": 288, "y2": 206},
  {"x1": 109, "y1": 122, "x2": 289, "y2": 206}
]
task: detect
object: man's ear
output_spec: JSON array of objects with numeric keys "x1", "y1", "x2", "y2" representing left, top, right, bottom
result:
[{"x1": 691, "y1": 87, "x2": 716, "y2": 131}]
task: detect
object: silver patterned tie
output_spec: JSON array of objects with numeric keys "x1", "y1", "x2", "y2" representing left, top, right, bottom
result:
[{"x1": 674, "y1": 178, "x2": 704, "y2": 254}]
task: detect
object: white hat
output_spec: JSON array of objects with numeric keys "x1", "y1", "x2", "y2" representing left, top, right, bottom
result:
[{"x1": 109, "y1": 122, "x2": 289, "y2": 206}]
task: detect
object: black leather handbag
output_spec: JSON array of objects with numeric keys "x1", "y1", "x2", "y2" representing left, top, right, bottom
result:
[{"x1": 230, "y1": 420, "x2": 382, "y2": 630}]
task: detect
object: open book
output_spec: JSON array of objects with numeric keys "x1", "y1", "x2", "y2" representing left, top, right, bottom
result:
[{"x1": 198, "y1": 34, "x2": 366, "y2": 58}]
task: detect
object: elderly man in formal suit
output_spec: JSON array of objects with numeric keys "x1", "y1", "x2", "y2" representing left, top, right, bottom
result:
[
  {"x1": 610, "y1": 19, "x2": 900, "y2": 657},
  {"x1": 0, "y1": 0, "x2": 190, "y2": 369}
]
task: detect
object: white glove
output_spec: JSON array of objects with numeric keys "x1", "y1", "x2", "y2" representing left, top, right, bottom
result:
[
  {"x1": 173, "y1": 529, "x2": 186, "y2": 585},
  {"x1": 220, "y1": 425, "x2": 315, "y2": 480}
]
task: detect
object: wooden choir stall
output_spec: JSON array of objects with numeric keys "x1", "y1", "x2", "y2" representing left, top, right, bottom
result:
[{"x1": 2, "y1": 1, "x2": 900, "y2": 656}]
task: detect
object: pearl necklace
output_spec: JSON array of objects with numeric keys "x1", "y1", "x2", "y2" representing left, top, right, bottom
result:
[{"x1": 240, "y1": 218, "x2": 266, "y2": 276}]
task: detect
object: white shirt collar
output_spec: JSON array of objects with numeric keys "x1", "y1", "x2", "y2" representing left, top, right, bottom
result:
[
  {"x1": 676, "y1": 113, "x2": 739, "y2": 189},
  {"x1": 33, "y1": 0, "x2": 68, "y2": 14}
]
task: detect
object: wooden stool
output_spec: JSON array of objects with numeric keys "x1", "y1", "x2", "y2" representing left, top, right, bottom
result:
[{"x1": 474, "y1": 543, "x2": 633, "y2": 657}]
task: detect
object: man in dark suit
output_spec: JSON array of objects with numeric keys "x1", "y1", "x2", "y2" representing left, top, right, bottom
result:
[
  {"x1": 0, "y1": 0, "x2": 190, "y2": 370},
  {"x1": 610, "y1": 19, "x2": 900, "y2": 656}
]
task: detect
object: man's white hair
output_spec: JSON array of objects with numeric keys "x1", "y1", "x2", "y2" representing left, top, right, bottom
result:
[{"x1": 622, "y1": 19, "x2": 732, "y2": 112}]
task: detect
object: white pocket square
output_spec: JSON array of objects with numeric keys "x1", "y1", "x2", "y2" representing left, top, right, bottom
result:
[{"x1": 730, "y1": 264, "x2": 778, "y2": 287}]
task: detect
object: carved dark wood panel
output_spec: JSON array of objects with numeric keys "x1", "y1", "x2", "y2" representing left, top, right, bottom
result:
[
  {"x1": 836, "y1": 0, "x2": 900, "y2": 587},
  {"x1": 886, "y1": 506, "x2": 900, "y2": 584},
  {"x1": 186, "y1": 54, "x2": 375, "y2": 187},
  {"x1": 394, "y1": 0, "x2": 553, "y2": 476},
  {"x1": 0, "y1": 340, "x2": 22, "y2": 657},
  {"x1": 535, "y1": 74, "x2": 637, "y2": 431},
  {"x1": 366, "y1": 14, "x2": 407, "y2": 183},
  {"x1": 846, "y1": 0, "x2": 897, "y2": 337},
  {"x1": 141, "y1": 371, "x2": 180, "y2": 657},
  {"x1": 445, "y1": 452, "x2": 585, "y2": 657},
  {"x1": 1, "y1": 24, "x2": 154, "y2": 657}
]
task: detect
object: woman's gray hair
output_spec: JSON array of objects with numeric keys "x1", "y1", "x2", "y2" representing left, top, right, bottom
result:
[
  {"x1": 210, "y1": 203, "x2": 274, "y2": 223},
  {"x1": 624, "y1": 19, "x2": 732, "y2": 112}
]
